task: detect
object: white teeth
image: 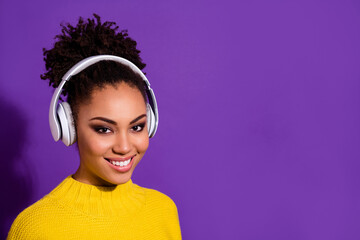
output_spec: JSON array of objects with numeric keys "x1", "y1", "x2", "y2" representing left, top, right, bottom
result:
[{"x1": 110, "y1": 158, "x2": 132, "y2": 167}]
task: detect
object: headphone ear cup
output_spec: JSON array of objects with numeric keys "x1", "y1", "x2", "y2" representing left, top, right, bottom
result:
[
  {"x1": 146, "y1": 103, "x2": 156, "y2": 138},
  {"x1": 57, "y1": 102, "x2": 76, "y2": 146},
  {"x1": 62, "y1": 102, "x2": 76, "y2": 145}
]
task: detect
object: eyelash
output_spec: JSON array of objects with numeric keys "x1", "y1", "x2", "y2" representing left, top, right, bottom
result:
[
  {"x1": 94, "y1": 126, "x2": 112, "y2": 134},
  {"x1": 92, "y1": 123, "x2": 146, "y2": 134},
  {"x1": 131, "y1": 123, "x2": 146, "y2": 132}
]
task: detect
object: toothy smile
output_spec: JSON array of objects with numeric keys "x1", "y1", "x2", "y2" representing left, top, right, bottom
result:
[
  {"x1": 104, "y1": 156, "x2": 135, "y2": 168},
  {"x1": 110, "y1": 159, "x2": 131, "y2": 167}
]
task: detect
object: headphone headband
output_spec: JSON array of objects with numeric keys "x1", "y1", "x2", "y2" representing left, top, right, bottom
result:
[{"x1": 49, "y1": 55, "x2": 159, "y2": 144}]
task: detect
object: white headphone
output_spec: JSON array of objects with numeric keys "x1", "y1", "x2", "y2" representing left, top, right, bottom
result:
[{"x1": 49, "y1": 55, "x2": 159, "y2": 146}]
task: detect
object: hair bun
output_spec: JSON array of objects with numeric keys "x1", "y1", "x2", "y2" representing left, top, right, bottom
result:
[{"x1": 41, "y1": 13, "x2": 146, "y2": 98}]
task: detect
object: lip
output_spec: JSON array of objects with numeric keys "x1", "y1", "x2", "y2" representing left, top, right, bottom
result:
[{"x1": 104, "y1": 155, "x2": 135, "y2": 173}]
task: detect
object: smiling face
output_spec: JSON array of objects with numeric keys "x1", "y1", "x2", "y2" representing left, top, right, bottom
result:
[{"x1": 72, "y1": 82, "x2": 149, "y2": 186}]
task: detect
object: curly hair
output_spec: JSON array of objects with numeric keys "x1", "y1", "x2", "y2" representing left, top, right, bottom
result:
[{"x1": 41, "y1": 13, "x2": 147, "y2": 123}]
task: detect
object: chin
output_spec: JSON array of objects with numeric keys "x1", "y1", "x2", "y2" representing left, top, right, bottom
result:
[{"x1": 103, "y1": 173, "x2": 133, "y2": 186}]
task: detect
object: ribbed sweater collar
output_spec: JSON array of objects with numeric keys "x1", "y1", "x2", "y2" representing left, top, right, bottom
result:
[{"x1": 48, "y1": 175, "x2": 146, "y2": 217}]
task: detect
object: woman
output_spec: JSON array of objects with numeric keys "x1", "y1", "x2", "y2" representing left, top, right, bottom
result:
[{"x1": 7, "y1": 14, "x2": 181, "y2": 239}]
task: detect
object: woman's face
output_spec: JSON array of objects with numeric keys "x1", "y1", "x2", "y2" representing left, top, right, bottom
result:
[{"x1": 73, "y1": 82, "x2": 149, "y2": 186}]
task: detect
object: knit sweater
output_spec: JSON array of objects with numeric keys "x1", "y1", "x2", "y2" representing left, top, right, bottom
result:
[{"x1": 7, "y1": 176, "x2": 181, "y2": 239}]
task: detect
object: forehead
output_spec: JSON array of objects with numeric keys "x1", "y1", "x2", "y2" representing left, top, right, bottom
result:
[{"x1": 78, "y1": 83, "x2": 147, "y2": 121}]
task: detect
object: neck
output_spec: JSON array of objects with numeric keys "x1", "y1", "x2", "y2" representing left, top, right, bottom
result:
[{"x1": 72, "y1": 168, "x2": 119, "y2": 187}]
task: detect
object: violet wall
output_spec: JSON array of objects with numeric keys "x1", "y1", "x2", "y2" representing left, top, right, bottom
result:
[{"x1": 1, "y1": 0, "x2": 359, "y2": 239}]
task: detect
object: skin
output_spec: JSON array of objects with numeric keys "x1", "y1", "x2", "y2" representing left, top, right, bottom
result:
[{"x1": 72, "y1": 82, "x2": 149, "y2": 186}]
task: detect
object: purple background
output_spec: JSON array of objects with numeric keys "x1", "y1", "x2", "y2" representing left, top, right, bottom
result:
[{"x1": 1, "y1": 0, "x2": 360, "y2": 239}]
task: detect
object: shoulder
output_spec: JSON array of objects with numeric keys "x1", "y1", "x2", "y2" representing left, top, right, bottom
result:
[
  {"x1": 7, "y1": 196, "x2": 55, "y2": 239},
  {"x1": 136, "y1": 185, "x2": 178, "y2": 211},
  {"x1": 135, "y1": 185, "x2": 180, "y2": 226},
  {"x1": 132, "y1": 184, "x2": 182, "y2": 238}
]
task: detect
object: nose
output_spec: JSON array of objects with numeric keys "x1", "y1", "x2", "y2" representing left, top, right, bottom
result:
[{"x1": 112, "y1": 130, "x2": 132, "y2": 155}]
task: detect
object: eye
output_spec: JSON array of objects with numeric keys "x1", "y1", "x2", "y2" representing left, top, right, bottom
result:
[
  {"x1": 131, "y1": 123, "x2": 145, "y2": 132},
  {"x1": 93, "y1": 126, "x2": 112, "y2": 134}
]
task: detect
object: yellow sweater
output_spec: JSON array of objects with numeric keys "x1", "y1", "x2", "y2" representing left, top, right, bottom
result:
[{"x1": 7, "y1": 176, "x2": 181, "y2": 239}]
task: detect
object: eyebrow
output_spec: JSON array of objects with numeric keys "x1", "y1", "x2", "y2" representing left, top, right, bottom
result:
[{"x1": 90, "y1": 114, "x2": 147, "y2": 125}]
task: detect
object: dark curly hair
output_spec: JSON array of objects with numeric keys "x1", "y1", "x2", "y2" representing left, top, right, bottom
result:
[{"x1": 41, "y1": 14, "x2": 147, "y2": 124}]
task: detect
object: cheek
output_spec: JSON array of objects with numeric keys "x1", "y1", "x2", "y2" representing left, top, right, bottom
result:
[
  {"x1": 86, "y1": 137, "x2": 113, "y2": 156},
  {"x1": 134, "y1": 135, "x2": 149, "y2": 154},
  {"x1": 78, "y1": 129, "x2": 113, "y2": 156}
]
